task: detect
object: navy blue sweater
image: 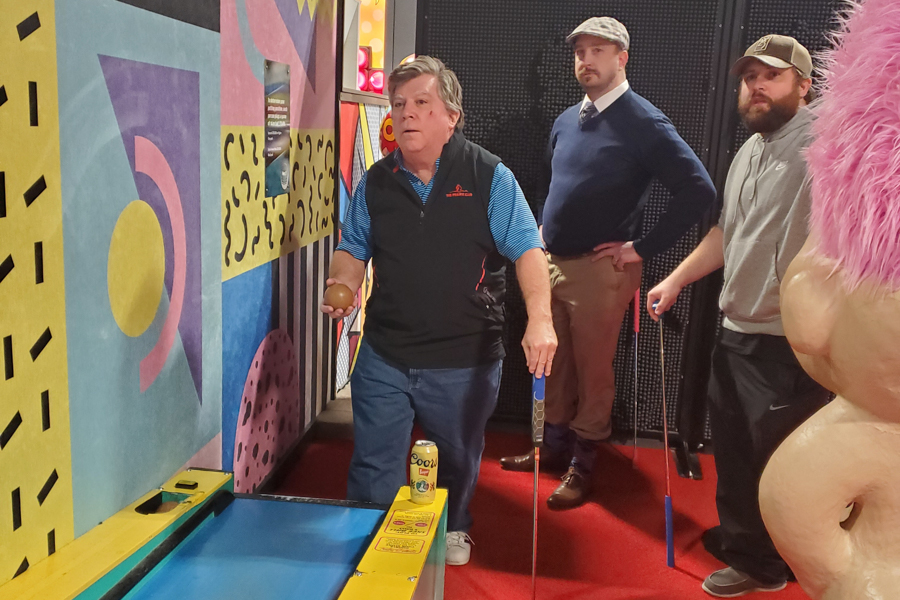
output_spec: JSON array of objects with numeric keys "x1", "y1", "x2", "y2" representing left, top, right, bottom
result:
[{"x1": 542, "y1": 88, "x2": 715, "y2": 258}]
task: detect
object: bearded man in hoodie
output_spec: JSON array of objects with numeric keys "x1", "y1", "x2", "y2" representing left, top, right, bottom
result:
[{"x1": 648, "y1": 35, "x2": 832, "y2": 598}]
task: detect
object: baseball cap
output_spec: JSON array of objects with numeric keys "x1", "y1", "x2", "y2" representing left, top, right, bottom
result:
[
  {"x1": 731, "y1": 34, "x2": 813, "y2": 79},
  {"x1": 566, "y1": 17, "x2": 630, "y2": 51}
]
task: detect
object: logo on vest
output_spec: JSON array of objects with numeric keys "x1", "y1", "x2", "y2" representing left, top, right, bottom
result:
[{"x1": 446, "y1": 184, "x2": 473, "y2": 197}]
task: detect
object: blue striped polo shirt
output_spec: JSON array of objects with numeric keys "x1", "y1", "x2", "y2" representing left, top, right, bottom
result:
[{"x1": 338, "y1": 155, "x2": 542, "y2": 262}]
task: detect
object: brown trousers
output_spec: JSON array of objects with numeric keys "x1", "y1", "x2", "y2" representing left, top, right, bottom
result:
[{"x1": 545, "y1": 253, "x2": 642, "y2": 441}]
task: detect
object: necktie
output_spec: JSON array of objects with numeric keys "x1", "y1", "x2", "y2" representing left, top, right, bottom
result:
[{"x1": 579, "y1": 101, "x2": 599, "y2": 127}]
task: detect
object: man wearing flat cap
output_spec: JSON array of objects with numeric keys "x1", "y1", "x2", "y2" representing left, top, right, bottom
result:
[
  {"x1": 500, "y1": 17, "x2": 715, "y2": 509},
  {"x1": 649, "y1": 34, "x2": 830, "y2": 597}
]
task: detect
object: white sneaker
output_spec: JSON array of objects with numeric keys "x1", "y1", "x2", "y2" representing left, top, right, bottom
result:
[{"x1": 446, "y1": 531, "x2": 473, "y2": 566}]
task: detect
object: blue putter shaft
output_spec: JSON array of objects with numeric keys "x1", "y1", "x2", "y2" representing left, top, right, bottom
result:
[
  {"x1": 532, "y1": 374, "x2": 545, "y2": 600},
  {"x1": 666, "y1": 496, "x2": 675, "y2": 568},
  {"x1": 653, "y1": 301, "x2": 675, "y2": 569}
]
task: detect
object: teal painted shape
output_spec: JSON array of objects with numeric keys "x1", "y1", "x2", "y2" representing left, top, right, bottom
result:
[
  {"x1": 75, "y1": 477, "x2": 234, "y2": 600},
  {"x1": 75, "y1": 501, "x2": 211, "y2": 600},
  {"x1": 120, "y1": 498, "x2": 386, "y2": 600},
  {"x1": 56, "y1": 0, "x2": 222, "y2": 537}
]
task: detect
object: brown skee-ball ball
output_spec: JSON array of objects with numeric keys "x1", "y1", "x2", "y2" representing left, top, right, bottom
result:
[{"x1": 324, "y1": 283, "x2": 354, "y2": 311}]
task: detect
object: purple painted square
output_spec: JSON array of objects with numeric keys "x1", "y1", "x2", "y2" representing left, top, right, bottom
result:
[{"x1": 100, "y1": 55, "x2": 204, "y2": 401}]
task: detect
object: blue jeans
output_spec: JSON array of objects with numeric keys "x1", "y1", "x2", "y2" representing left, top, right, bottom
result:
[{"x1": 347, "y1": 340, "x2": 501, "y2": 532}]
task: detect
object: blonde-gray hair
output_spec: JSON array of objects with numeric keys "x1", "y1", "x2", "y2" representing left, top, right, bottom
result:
[{"x1": 387, "y1": 56, "x2": 465, "y2": 130}]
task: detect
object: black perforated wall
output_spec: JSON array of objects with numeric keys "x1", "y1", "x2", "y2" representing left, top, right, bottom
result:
[
  {"x1": 418, "y1": 0, "x2": 843, "y2": 442},
  {"x1": 419, "y1": 0, "x2": 720, "y2": 437},
  {"x1": 729, "y1": 0, "x2": 845, "y2": 157},
  {"x1": 699, "y1": 0, "x2": 845, "y2": 442}
]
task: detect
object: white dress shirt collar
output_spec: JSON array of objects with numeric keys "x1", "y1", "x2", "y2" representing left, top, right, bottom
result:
[{"x1": 581, "y1": 80, "x2": 630, "y2": 115}]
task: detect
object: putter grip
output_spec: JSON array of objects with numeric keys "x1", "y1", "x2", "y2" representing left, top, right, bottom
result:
[
  {"x1": 532, "y1": 375, "x2": 545, "y2": 447},
  {"x1": 653, "y1": 300, "x2": 664, "y2": 322}
]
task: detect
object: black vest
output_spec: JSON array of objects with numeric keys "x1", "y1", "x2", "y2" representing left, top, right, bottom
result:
[{"x1": 363, "y1": 132, "x2": 506, "y2": 368}]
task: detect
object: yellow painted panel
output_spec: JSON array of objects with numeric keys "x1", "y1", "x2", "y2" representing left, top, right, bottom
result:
[
  {"x1": 0, "y1": 0, "x2": 75, "y2": 586},
  {"x1": 0, "y1": 470, "x2": 232, "y2": 600},
  {"x1": 222, "y1": 127, "x2": 335, "y2": 281},
  {"x1": 338, "y1": 487, "x2": 447, "y2": 600}
]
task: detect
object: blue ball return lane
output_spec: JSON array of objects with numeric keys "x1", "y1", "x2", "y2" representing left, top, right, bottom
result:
[{"x1": 123, "y1": 498, "x2": 386, "y2": 600}]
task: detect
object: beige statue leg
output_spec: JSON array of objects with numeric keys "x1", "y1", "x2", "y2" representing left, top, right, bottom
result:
[{"x1": 760, "y1": 396, "x2": 900, "y2": 599}]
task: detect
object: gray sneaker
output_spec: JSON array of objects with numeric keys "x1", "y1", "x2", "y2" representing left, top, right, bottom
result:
[{"x1": 702, "y1": 567, "x2": 787, "y2": 597}]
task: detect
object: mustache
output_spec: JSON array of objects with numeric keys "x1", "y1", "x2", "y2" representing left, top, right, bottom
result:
[{"x1": 578, "y1": 68, "x2": 597, "y2": 75}]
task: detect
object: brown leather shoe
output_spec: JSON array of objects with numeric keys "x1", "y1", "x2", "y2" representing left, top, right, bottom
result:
[
  {"x1": 499, "y1": 449, "x2": 571, "y2": 473},
  {"x1": 547, "y1": 467, "x2": 589, "y2": 510}
]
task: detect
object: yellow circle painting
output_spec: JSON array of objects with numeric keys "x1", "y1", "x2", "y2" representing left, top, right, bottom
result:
[{"x1": 108, "y1": 200, "x2": 165, "y2": 337}]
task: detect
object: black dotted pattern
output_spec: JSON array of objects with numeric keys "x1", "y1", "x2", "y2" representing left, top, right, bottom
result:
[
  {"x1": 729, "y1": 0, "x2": 845, "y2": 158},
  {"x1": 421, "y1": 0, "x2": 843, "y2": 441},
  {"x1": 421, "y1": 0, "x2": 718, "y2": 436},
  {"x1": 702, "y1": 0, "x2": 845, "y2": 442}
]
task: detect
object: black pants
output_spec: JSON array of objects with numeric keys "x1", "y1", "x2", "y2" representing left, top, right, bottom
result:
[{"x1": 708, "y1": 329, "x2": 830, "y2": 584}]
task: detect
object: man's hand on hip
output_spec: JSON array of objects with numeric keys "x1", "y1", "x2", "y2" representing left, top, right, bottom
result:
[{"x1": 592, "y1": 241, "x2": 643, "y2": 270}]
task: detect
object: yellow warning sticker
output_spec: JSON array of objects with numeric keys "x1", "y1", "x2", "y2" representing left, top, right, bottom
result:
[
  {"x1": 374, "y1": 537, "x2": 425, "y2": 554},
  {"x1": 382, "y1": 510, "x2": 436, "y2": 536}
]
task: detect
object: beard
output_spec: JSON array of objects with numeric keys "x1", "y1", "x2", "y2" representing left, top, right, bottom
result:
[{"x1": 739, "y1": 89, "x2": 802, "y2": 134}]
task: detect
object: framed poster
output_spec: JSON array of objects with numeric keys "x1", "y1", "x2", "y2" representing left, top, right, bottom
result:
[{"x1": 264, "y1": 59, "x2": 290, "y2": 198}]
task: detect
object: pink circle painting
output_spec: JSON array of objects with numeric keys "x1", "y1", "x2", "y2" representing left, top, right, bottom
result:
[{"x1": 233, "y1": 329, "x2": 301, "y2": 493}]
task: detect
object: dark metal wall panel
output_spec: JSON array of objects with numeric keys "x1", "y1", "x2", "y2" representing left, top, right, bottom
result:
[
  {"x1": 419, "y1": 0, "x2": 720, "y2": 436},
  {"x1": 696, "y1": 0, "x2": 845, "y2": 443},
  {"x1": 727, "y1": 0, "x2": 845, "y2": 157},
  {"x1": 419, "y1": 0, "x2": 843, "y2": 442}
]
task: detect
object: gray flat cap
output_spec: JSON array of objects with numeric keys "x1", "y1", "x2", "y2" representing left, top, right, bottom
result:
[{"x1": 566, "y1": 17, "x2": 630, "y2": 51}]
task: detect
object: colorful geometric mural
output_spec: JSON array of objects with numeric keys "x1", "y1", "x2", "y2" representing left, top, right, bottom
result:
[
  {"x1": 0, "y1": 0, "x2": 340, "y2": 584},
  {"x1": 334, "y1": 101, "x2": 388, "y2": 390},
  {"x1": 221, "y1": 125, "x2": 334, "y2": 280},
  {"x1": 221, "y1": 0, "x2": 339, "y2": 471},
  {"x1": 0, "y1": 1, "x2": 75, "y2": 584},
  {"x1": 56, "y1": 0, "x2": 222, "y2": 537},
  {"x1": 221, "y1": 263, "x2": 274, "y2": 471},
  {"x1": 233, "y1": 329, "x2": 302, "y2": 493},
  {"x1": 277, "y1": 236, "x2": 337, "y2": 430},
  {"x1": 220, "y1": 0, "x2": 337, "y2": 280},
  {"x1": 99, "y1": 57, "x2": 204, "y2": 397},
  {"x1": 113, "y1": 0, "x2": 221, "y2": 31}
]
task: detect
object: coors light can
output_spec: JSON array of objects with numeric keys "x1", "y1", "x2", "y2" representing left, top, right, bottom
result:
[{"x1": 410, "y1": 440, "x2": 438, "y2": 504}]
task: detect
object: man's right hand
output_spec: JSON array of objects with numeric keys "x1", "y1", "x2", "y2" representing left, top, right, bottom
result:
[
  {"x1": 647, "y1": 277, "x2": 683, "y2": 322},
  {"x1": 320, "y1": 278, "x2": 359, "y2": 320}
]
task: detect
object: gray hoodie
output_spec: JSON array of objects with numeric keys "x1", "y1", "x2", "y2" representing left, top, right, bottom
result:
[{"x1": 718, "y1": 106, "x2": 814, "y2": 336}]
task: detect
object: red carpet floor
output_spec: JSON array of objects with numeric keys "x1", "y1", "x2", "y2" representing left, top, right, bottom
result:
[{"x1": 273, "y1": 431, "x2": 811, "y2": 600}]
